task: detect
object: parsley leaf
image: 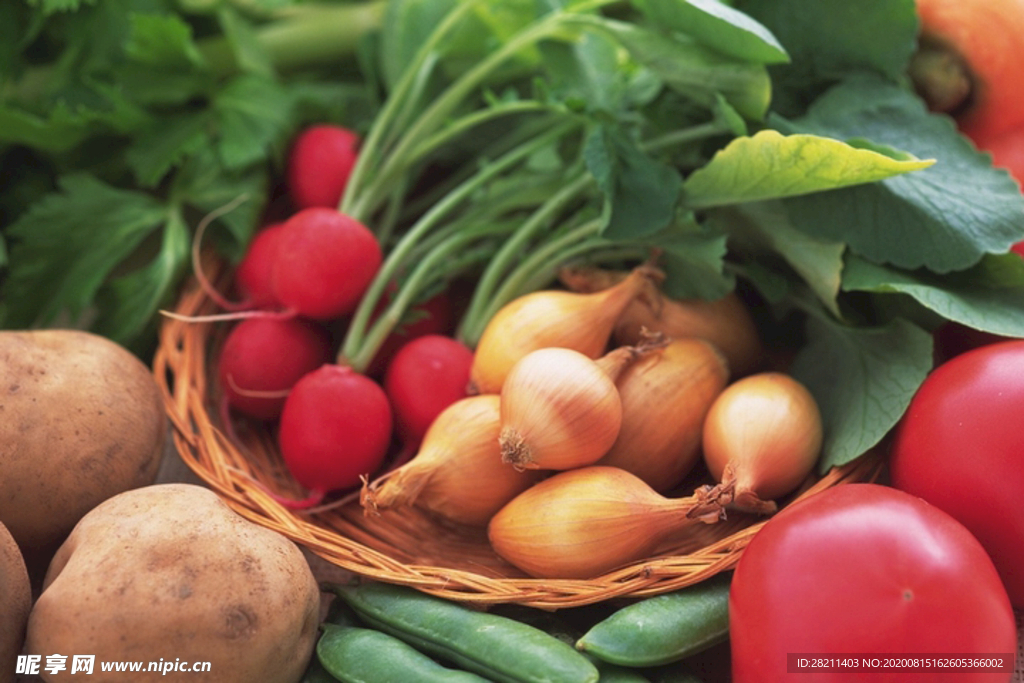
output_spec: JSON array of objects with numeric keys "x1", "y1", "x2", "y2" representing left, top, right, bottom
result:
[
  {"x1": 213, "y1": 75, "x2": 295, "y2": 170},
  {"x1": 93, "y1": 207, "x2": 191, "y2": 345},
  {"x1": 2, "y1": 174, "x2": 169, "y2": 330}
]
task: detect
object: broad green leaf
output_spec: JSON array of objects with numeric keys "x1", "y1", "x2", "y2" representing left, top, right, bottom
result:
[
  {"x1": 709, "y1": 201, "x2": 845, "y2": 315},
  {"x1": 94, "y1": 208, "x2": 191, "y2": 345},
  {"x1": 736, "y1": 0, "x2": 917, "y2": 114},
  {"x1": 124, "y1": 13, "x2": 207, "y2": 70},
  {"x1": 584, "y1": 124, "x2": 682, "y2": 240},
  {"x1": 213, "y1": 75, "x2": 295, "y2": 170},
  {"x1": 126, "y1": 111, "x2": 212, "y2": 188},
  {"x1": 842, "y1": 255, "x2": 1024, "y2": 338},
  {"x1": 569, "y1": 15, "x2": 771, "y2": 120},
  {"x1": 789, "y1": 314, "x2": 933, "y2": 472},
  {"x1": 2, "y1": 174, "x2": 168, "y2": 329},
  {"x1": 682, "y1": 130, "x2": 932, "y2": 209},
  {"x1": 784, "y1": 78, "x2": 1024, "y2": 272},
  {"x1": 637, "y1": 0, "x2": 789, "y2": 64}
]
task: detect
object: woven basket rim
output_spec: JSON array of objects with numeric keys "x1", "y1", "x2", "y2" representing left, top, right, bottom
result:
[{"x1": 153, "y1": 262, "x2": 883, "y2": 609}]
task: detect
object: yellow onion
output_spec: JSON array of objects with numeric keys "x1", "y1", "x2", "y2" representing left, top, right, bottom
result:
[
  {"x1": 596, "y1": 338, "x2": 729, "y2": 492},
  {"x1": 487, "y1": 466, "x2": 724, "y2": 579},
  {"x1": 469, "y1": 264, "x2": 661, "y2": 394},
  {"x1": 498, "y1": 342, "x2": 657, "y2": 471},
  {"x1": 361, "y1": 395, "x2": 543, "y2": 526},
  {"x1": 558, "y1": 265, "x2": 764, "y2": 377},
  {"x1": 702, "y1": 372, "x2": 823, "y2": 514}
]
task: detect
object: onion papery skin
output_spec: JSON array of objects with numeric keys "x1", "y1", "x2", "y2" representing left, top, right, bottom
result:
[
  {"x1": 469, "y1": 267, "x2": 656, "y2": 394},
  {"x1": 364, "y1": 395, "x2": 543, "y2": 527},
  {"x1": 597, "y1": 339, "x2": 730, "y2": 492},
  {"x1": 488, "y1": 466, "x2": 722, "y2": 579},
  {"x1": 498, "y1": 348, "x2": 622, "y2": 471}
]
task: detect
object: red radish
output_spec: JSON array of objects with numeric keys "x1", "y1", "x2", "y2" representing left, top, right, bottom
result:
[
  {"x1": 277, "y1": 364, "x2": 393, "y2": 507},
  {"x1": 233, "y1": 222, "x2": 286, "y2": 310},
  {"x1": 384, "y1": 334, "x2": 474, "y2": 452},
  {"x1": 365, "y1": 288, "x2": 455, "y2": 377},
  {"x1": 271, "y1": 207, "x2": 382, "y2": 320},
  {"x1": 217, "y1": 317, "x2": 333, "y2": 421},
  {"x1": 287, "y1": 124, "x2": 360, "y2": 210}
]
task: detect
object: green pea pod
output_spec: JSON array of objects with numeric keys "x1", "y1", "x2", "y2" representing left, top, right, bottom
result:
[
  {"x1": 575, "y1": 573, "x2": 731, "y2": 667},
  {"x1": 330, "y1": 582, "x2": 600, "y2": 683},
  {"x1": 317, "y1": 623, "x2": 492, "y2": 683}
]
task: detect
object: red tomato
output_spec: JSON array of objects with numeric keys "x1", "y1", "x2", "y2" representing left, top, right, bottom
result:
[
  {"x1": 890, "y1": 340, "x2": 1024, "y2": 608},
  {"x1": 730, "y1": 483, "x2": 1017, "y2": 683}
]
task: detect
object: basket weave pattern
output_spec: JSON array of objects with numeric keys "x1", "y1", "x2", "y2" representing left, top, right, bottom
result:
[{"x1": 153, "y1": 266, "x2": 882, "y2": 609}]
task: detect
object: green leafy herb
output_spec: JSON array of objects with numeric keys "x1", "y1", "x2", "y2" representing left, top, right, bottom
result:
[
  {"x1": 789, "y1": 313, "x2": 933, "y2": 471},
  {"x1": 585, "y1": 124, "x2": 682, "y2": 240},
  {"x1": 3, "y1": 0, "x2": 1023, "y2": 476},
  {"x1": 735, "y1": 0, "x2": 918, "y2": 114},
  {"x1": 843, "y1": 255, "x2": 1024, "y2": 338},
  {"x1": 682, "y1": 129, "x2": 932, "y2": 209},
  {"x1": 782, "y1": 78, "x2": 1024, "y2": 272},
  {"x1": 710, "y1": 201, "x2": 846, "y2": 315},
  {"x1": 637, "y1": 0, "x2": 790, "y2": 65},
  {"x1": 2, "y1": 174, "x2": 171, "y2": 332}
]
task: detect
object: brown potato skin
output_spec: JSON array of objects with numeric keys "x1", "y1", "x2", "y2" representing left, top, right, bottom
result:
[
  {"x1": 0, "y1": 522, "x2": 31, "y2": 683},
  {"x1": 26, "y1": 483, "x2": 321, "y2": 683},
  {"x1": 0, "y1": 330, "x2": 165, "y2": 572}
]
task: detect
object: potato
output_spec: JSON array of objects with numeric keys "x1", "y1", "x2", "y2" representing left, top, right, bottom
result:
[
  {"x1": 0, "y1": 330, "x2": 166, "y2": 572},
  {"x1": 0, "y1": 521, "x2": 31, "y2": 683},
  {"x1": 25, "y1": 483, "x2": 320, "y2": 683}
]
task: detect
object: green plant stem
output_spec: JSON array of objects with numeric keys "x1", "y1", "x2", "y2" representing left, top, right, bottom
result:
[
  {"x1": 464, "y1": 218, "x2": 605, "y2": 346},
  {"x1": 456, "y1": 170, "x2": 593, "y2": 342},
  {"x1": 338, "y1": 120, "x2": 578, "y2": 365},
  {"x1": 348, "y1": 0, "x2": 616, "y2": 222},
  {"x1": 200, "y1": 1, "x2": 387, "y2": 75},
  {"x1": 348, "y1": 226, "x2": 508, "y2": 372},
  {"x1": 350, "y1": 101, "x2": 559, "y2": 225},
  {"x1": 644, "y1": 120, "x2": 733, "y2": 152},
  {"x1": 454, "y1": 118, "x2": 735, "y2": 343},
  {"x1": 392, "y1": 112, "x2": 570, "y2": 225},
  {"x1": 340, "y1": 0, "x2": 483, "y2": 217}
]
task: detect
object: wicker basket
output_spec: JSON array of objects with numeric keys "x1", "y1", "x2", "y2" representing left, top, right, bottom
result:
[{"x1": 153, "y1": 262, "x2": 883, "y2": 609}]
